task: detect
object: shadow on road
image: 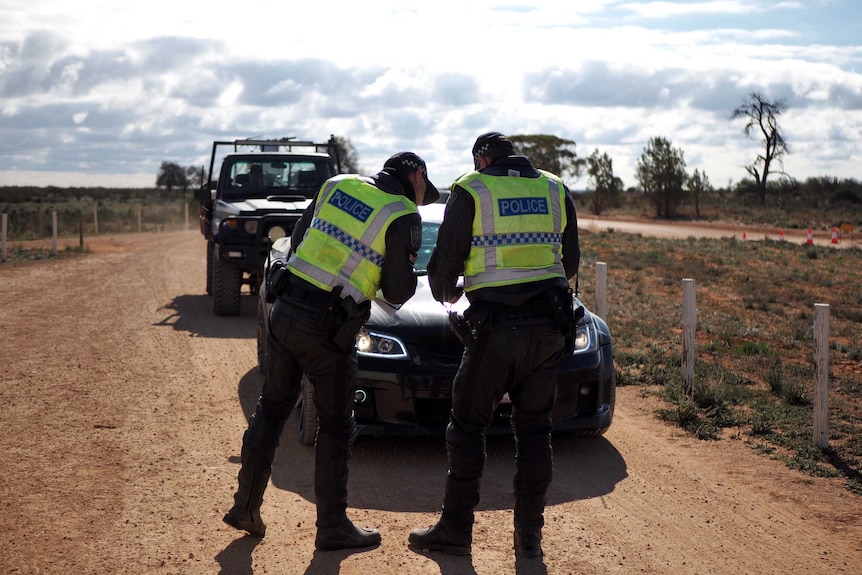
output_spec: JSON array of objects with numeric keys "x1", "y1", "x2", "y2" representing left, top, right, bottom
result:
[
  {"x1": 232, "y1": 368, "x2": 628, "y2": 513},
  {"x1": 154, "y1": 293, "x2": 258, "y2": 339},
  {"x1": 214, "y1": 534, "x2": 262, "y2": 575}
]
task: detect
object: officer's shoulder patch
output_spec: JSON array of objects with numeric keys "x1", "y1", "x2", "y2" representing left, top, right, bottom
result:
[{"x1": 410, "y1": 224, "x2": 422, "y2": 251}]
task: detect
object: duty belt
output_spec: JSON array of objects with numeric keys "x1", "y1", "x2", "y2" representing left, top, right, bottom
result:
[
  {"x1": 488, "y1": 298, "x2": 556, "y2": 328},
  {"x1": 279, "y1": 279, "x2": 334, "y2": 309}
]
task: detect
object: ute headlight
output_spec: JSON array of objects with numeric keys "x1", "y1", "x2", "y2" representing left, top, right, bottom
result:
[
  {"x1": 268, "y1": 225, "x2": 287, "y2": 241},
  {"x1": 243, "y1": 221, "x2": 258, "y2": 235},
  {"x1": 355, "y1": 329, "x2": 409, "y2": 359},
  {"x1": 572, "y1": 325, "x2": 593, "y2": 354}
]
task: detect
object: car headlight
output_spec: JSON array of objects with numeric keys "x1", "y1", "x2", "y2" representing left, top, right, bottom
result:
[
  {"x1": 355, "y1": 329, "x2": 409, "y2": 359},
  {"x1": 243, "y1": 220, "x2": 258, "y2": 235},
  {"x1": 572, "y1": 324, "x2": 593, "y2": 354}
]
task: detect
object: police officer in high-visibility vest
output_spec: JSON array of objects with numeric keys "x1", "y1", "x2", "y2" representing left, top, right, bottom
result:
[
  {"x1": 225, "y1": 152, "x2": 439, "y2": 551},
  {"x1": 409, "y1": 132, "x2": 579, "y2": 558}
]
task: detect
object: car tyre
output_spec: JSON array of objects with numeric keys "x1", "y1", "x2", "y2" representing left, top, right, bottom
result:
[
  {"x1": 206, "y1": 240, "x2": 214, "y2": 296},
  {"x1": 297, "y1": 376, "x2": 316, "y2": 446},
  {"x1": 213, "y1": 256, "x2": 242, "y2": 316}
]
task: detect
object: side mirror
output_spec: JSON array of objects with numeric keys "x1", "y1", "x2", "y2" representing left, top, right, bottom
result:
[{"x1": 194, "y1": 186, "x2": 213, "y2": 202}]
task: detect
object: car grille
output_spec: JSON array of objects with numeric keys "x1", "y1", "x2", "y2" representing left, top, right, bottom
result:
[
  {"x1": 414, "y1": 399, "x2": 452, "y2": 425},
  {"x1": 417, "y1": 333, "x2": 463, "y2": 363}
]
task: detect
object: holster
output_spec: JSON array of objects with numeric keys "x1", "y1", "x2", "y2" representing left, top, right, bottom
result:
[
  {"x1": 265, "y1": 262, "x2": 288, "y2": 303},
  {"x1": 448, "y1": 304, "x2": 491, "y2": 347},
  {"x1": 448, "y1": 312, "x2": 476, "y2": 347},
  {"x1": 316, "y1": 284, "x2": 344, "y2": 329},
  {"x1": 332, "y1": 295, "x2": 371, "y2": 354},
  {"x1": 546, "y1": 287, "x2": 583, "y2": 355}
]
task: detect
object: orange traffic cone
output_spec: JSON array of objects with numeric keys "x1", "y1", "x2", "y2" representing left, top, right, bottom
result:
[
  {"x1": 806, "y1": 228, "x2": 814, "y2": 245},
  {"x1": 831, "y1": 227, "x2": 839, "y2": 244},
  {"x1": 779, "y1": 229, "x2": 786, "y2": 242}
]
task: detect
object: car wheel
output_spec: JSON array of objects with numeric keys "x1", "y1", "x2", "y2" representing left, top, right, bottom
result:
[
  {"x1": 256, "y1": 296, "x2": 268, "y2": 374},
  {"x1": 297, "y1": 375, "x2": 316, "y2": 446},
  {"x1": 206, "y1": 240, "x2": 214, "y2": 296},
  {"x1": 212, "y1": 256, "x2": 242, "y2": 316}
]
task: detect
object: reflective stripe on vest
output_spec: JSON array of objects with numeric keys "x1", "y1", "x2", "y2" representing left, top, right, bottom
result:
[
  {"x1": 287, "y1": 175, "x2": 417, "y2": 302},
  {"x1": 456, "y1": 170, "x2": 566, "y2": 291}
]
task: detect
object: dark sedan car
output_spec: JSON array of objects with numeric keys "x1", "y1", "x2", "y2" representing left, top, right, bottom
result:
[{"x1": 257, "y1": 203, "x2": 615, "y2": 444}]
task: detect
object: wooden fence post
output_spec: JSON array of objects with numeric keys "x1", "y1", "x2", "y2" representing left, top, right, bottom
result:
[
  {"x1": 813, "y1": 303, "x2": 830, "y2": 449},
  {"x1": 184, "y1": 203, "x2": 189, "y2": 230},
  {"x1": 2, "y1": 213, "x2": 7, "y2": 262},
  {"x1": 137, "y1": 204, "x2": 143, "y2": 232},
  {"x1": 93, "y1": 202, "x2": 99, "y2": 235},
  {"x1": 682, "y1": 278, "x2": 696, "y2": 394},
  {"x1": 595, "y1": 262, "x2": 608, "y2": 320},
  {"x1": 51, "y1": 211, "x2": 58, "y2": 255}
]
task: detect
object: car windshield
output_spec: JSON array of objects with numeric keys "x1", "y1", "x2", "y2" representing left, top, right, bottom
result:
[
  {"x1": 414, "y1": 220, "x2": 440, "y2": 273},
  {"x1": 223, "y1": 158, "x2": 333, "y2": 199}
]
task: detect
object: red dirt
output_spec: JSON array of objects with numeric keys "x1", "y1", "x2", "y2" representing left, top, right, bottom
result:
[{"x1": 1, "y1": 229, "x2": 859, "y2": 574}]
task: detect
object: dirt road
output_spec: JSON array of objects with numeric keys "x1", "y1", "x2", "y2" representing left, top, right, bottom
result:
[{"x1": 1, "y1": 229, "x2": 860, "y2": 574}]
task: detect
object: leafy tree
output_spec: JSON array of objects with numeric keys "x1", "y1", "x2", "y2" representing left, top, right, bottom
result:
[
  {"x1": 586, "y1": 149, "x2": 623, "y2": 215},
  {"x1": 731, "y1": 92, "x2": 789, "y2": 205},
  {"x1": 686, "y1": 169, "x2": 712, "y2": 218},
  {"x1": 156, "y1": 161, "x2": 189, "y2": 192},
  {"x1": 509, "y1": 134, "x2": 584, "y2": 184},
  {"x1": 330, "y1": 135, "x2": 360, "y2": 174},
  {"x1": 636, "y1": 136, "x2": 687, "y2": 218}
]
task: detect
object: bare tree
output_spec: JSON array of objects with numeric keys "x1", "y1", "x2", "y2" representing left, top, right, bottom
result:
[
  {"x1": 185, "y1": 165, "x2": 205, "y2": 190},
  {"x1": 731, "y1": 92, "x2": 789, "y2": 205},
  {"x1": 330, "y1": 135, "x2": 361, "y2": 174}
]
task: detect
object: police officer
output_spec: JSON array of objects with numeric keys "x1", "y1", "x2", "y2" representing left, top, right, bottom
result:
[
  {"x1": 224, "y1": 152, "x2": 439, "y2": 551},
  {"x1": 409, "y1": 132, "x2": 579, "y2": 558}
]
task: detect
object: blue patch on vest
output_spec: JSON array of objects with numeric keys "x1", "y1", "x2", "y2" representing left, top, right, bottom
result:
[
  {"x1": 328, "y1": 189, "x2": 373, "y2": 222},
  {"x1": 498, "y1": 197, "x2": 549, "y2": 217}
]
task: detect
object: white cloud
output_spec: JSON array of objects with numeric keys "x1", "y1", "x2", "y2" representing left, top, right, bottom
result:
[{"x1": 0, "y1": 0, "x2": 860, "y2": 190}]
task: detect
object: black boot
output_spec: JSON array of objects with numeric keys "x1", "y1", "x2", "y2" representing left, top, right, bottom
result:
[
  {"x1": 315, "y1": 516, "x2": 381, "y2": 551},
  {"x1": 314, "y1": 429, "x2": 380, "y2": 551},
  {"x1": 514, "y1": 529, "x2": 543, "y2": 558},
  {"x1": 512, "y1": 424, "x2": 551, "y2": 558},
  {"x1": 409, "y1": 476, "x2": 479, "y2": 555},
  {"x1": 223, "y1": 447, "x2": 270, "y2": 537}
]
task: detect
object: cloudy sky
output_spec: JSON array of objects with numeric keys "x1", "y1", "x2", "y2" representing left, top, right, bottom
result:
[{"x1": 1, "y1": 0, "x2": 860, "y2": 191}]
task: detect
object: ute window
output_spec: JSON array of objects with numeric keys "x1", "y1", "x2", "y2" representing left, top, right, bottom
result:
[{"x1": 224, "y1": 159, "x2": 335, "y2": 199}]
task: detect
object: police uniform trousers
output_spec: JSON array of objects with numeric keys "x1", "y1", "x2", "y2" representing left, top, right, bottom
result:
[
  {"x1": 232, "y1": 289, "x2": 359, "y2": 533},
  {"x1": 445, "y1": 302, "x2": 565, "y2": 538}
]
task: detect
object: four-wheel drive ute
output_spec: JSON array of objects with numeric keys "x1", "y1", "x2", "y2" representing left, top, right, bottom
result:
[{"x1": 194, "y1": 137, "x2": 341, "y2": 315}]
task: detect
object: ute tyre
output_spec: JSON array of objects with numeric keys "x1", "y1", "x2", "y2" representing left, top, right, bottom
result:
[
  {"x1": 212, "y1": 256, "x2": 242, "y2": 316},
  {"x1": 206, "y1": 240, "x2": 214, "y2": 295},
  {"x1": 297, "y1": 376, "x2": 317, "y2": 446}
]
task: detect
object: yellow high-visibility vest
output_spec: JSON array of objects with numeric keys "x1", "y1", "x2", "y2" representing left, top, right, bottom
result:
[
  {"x1": 454, "y1": 170, "x2": 567, "y2": 292},
  {"x1": 287, "y1": 175, "x2": 418, "y2": 302}
]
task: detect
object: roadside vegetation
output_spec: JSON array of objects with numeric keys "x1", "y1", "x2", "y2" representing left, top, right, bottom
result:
[{"x1": 578, "y1": 227, "x2": 861, "y2": 495}]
